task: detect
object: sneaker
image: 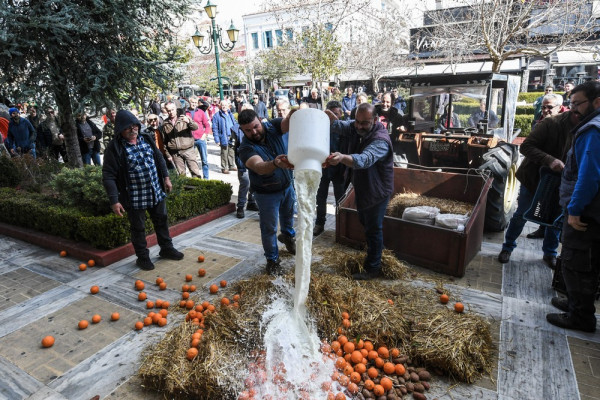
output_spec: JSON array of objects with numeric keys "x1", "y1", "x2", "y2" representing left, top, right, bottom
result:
[
  {"x1": 246, "y1": 203, "x2": 259, "y2": 211},
  {"x1": 236, "y1": 207, "x2": 245, "y2": 219},
  {"x1": 313, "y1": 224, "x2": 325, "y2": 237},
  {"x1": 546, "y1": 312, "x2": 596, "y2": 333},
  {"x1": 136, "y1": 256, "x2": 155, "y2": 271},
  {"x1": 277, "y1": 233, "x2": 296, "y2": 255},
  {"x1": 543, "y1": 255, "x2": 557, "y2": 270},
  {"x1": 352, "y1": 269, "x2": 384, "y2": 281},
  {"x1": 159, "y1": 247, "x2": 184, "y2": 260},
  {"x1": 527, "y1": 227, "x2": 545, "y2": 239},
  {"x1": 551, "y1": 297, "x2": 569, "y2": 313},
  {"x1": 498, "y1": 250, "x2": 511, "y2": 263},
  {"x1": 266, "y1": 258, "x2": 283, "y2": 275}
]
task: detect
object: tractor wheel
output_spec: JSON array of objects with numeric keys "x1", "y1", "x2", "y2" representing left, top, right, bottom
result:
[{"x1": 478, "y1": 142, "x2": 519, "y2": 232}]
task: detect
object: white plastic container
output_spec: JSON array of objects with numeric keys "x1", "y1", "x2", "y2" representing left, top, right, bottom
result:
[{"x1": 287, "y1": 108, "x2": 330, "y2": 172}]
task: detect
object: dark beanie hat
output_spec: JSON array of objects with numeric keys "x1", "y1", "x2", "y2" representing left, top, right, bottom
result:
[
  {"x1": 114, "y1": 109, "x2": 141, "y2": 134},
  {"x1": 8, "y1": 107, "x2": 19, "y2": 115}
]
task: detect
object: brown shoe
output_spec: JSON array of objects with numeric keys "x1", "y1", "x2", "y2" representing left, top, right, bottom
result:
[
  {"x1": 230, "y1": 167, "x2": 238, "y2": 172},
  {"x1": 222, "y1": 169, "x2": 229, "y2": 174}
]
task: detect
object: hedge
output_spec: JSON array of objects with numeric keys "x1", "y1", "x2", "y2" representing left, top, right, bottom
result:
[
  {"x1": 0, "y1": 178, "x2": 233, "y2": 249},
  {"x1": 518, "y1": 91, "x2": 569, "y2": 104}
]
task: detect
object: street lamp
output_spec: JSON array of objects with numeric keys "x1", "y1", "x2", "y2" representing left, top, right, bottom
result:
[{"x1": 191, "y1": 0, "x2": 239, "y2": 100}]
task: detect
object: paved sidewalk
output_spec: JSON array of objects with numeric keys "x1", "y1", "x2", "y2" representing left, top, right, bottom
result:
[{"x1": 1, "y1": 141, "x2": 600, "y2": 399}]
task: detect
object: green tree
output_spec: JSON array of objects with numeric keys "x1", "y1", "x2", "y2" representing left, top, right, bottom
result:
[
  {"x1": 0, "y1": 0, "x2": 193, "y2": 167},
  {"x1": 188, "y1": 51, "x2": 247, "y2": 98},
  {"x1": 252, "y1": 46, "x2": 299, "y2": 93}
]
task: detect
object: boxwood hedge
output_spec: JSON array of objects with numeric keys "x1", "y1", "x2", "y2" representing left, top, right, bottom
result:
[{"x1": 0, "y1": 178, "x2": 232, "y2": 250}]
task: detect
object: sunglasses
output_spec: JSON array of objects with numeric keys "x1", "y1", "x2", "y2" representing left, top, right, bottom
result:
[
  {"x1": 148, "y1": 118, "x2": 158, "y2": 122},
  {"x1": 541, "y1": 105, "x2": 558, "y2": 110}
]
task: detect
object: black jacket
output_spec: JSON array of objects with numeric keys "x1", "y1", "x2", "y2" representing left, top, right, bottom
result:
[
  {"x1": 77, "y1": 117, "x2": 102, "y2": 154},
  {"x1": 102, "y1": 110, "x2": 169, "y2": 208}
]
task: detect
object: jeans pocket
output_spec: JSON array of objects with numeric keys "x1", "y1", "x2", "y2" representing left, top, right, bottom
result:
[{"x1": 562, "y1": 247, "x2": 592, "y2": 273}]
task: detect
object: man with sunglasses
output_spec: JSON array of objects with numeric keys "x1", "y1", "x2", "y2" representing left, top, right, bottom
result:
[
  {"x1": 547, "y1": 80, "x2": 600, "y2": 332},
  {"x1": 498, "y1": 92, "x2": 576, "y2": 268},
  {"x1": 103, "y1": 109, "x2": 184, "y2": 271}
]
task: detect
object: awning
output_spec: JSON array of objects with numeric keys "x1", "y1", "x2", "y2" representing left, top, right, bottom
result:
[
  {"x1": 386, "y1": 58, "x2": 523, "y2": 77},
  {"x1": 554, "y1": 50, "x2": 598, "y2": 65}
]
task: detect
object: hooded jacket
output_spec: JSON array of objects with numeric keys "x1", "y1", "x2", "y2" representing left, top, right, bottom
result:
[{"x1": 102, "y1": 110, "x2": 169, "y2": 208}]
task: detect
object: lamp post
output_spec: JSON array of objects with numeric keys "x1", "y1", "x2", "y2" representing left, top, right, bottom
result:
[{"x1": 191, "y1": 0, "x2": 239, "y2": 101}]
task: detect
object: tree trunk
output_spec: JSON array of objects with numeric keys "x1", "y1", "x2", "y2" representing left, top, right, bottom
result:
[
  {"x1": 372, "y1": 76, "x2": 380, "y2": 94},
  {"x1": 492, "y1": 59, "x2": 502, "y2": 73},
  {"x1": 54, "y1": 84, "x2": 83, "y2": 168}
]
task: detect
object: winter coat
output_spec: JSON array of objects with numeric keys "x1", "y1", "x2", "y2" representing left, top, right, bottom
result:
[{"x1": 160, "y1": 116, "x2": 198, "y2": 152}]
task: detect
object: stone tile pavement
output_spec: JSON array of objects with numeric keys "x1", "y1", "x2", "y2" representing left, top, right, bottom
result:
[{"x1": 1, "y1": 140, "x2": 599, "y2": 399}]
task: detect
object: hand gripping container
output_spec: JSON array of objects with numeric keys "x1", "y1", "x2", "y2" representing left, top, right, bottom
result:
[{"x1": 287, "y1": 108, "x2": 330, "y2": 172}]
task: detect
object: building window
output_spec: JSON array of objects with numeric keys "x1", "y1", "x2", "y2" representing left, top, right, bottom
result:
[
  {"x1": 251, "y1": 32, "x2": 259, "y2": 49},
  {"x1": 286, "y1": 28, "x2": 293, "y2": 40},
  {"x1": 275, "y1": 29, "x2": 283, "y2": 46},
  {"x1": 264, "y1": 31, "x2": 273, "y2": 48}
]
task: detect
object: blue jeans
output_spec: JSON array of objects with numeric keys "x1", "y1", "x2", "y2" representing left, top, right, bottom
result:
[
  {"x1": 502, "y1": 185, "x2": 560, "y2": 257},
  {"x1": 237, "y1": 170, "x2": 256, "y2": 209},
  {"x1": 83, "y1": 150, "x2": 101, "y2": 166},
  {"x1": 254, "y1": 185, "x2": 295, "y2": 262},
  {"x1": 358, "y1": 196, "x2": 390, "y2": 271},
  {"x1": 315, "y1": 174, "x2": 345, "y2": 225},
  {"x1": 194, "y1": 139, "x2": 209, "y2": 179}
]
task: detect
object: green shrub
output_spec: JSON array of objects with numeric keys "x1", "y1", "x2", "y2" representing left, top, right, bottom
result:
[
  {"x1": 514, "y1": 115, "x2": 533, "y2": 137},
  {"x1": 0, "y1": 156, "x2": 21, "y2": 188},
  {"x1": 50, "y1": 165, "x2": 111, "y2": 216},
  {"x1": 0, "y1": 177, "x2": 232, "y2": 250},
  {"x1": 516, "y1": 105, "x2": 534, "y2": 115},
  {"x1": 1, "y1": 155, "x2": 63, "y2": 192},
  {"x1": 518, "y1": 92, "x2": 544, "y2": 103}
]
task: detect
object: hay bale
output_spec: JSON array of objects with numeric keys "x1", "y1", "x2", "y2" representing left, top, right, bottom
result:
[
  {"x1": 318, "y1": 248, "x2": 409, "y2": 280},
  {"x1": 387, "y1": 191, "x2": 473, "y2": 218}
]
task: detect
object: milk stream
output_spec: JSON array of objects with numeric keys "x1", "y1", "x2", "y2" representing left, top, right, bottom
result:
[{"x1": 241, "y1": 169, "x2": 342, "y2": 399}]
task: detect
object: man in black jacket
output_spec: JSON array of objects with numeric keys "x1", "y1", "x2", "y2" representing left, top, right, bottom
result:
[{"x1": 102, "y1": 110, "x2": 184, "y2": 270}]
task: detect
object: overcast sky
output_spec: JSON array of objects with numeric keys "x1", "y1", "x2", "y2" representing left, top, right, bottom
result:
[{"x1": 195, "y1": 0, "x2": 266, "y2": 27}]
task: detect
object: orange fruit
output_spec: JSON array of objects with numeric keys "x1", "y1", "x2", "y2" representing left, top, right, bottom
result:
[
  {"x1": 374, "y1": 357, "x2": 385, "y2": 368},
  {"x1": 189, "y1": 285, "x2": 197, "y2": 292},
  {"x1": 185, "y1": 300, "x2": 195, "y2": 309},
  {"x1": 159, "y1": 282, "x2": 167, "y2": 290},
  {"x1": 78, "y1": 320, "x2": 88, "y2": 330},
  {"x1": 158, "y1": 318, "x2": 167, "y2": 327},
  {"x1": 380, "y1": 377, "x2": 393, "y2": 391},
  {"x1": 335, "y1": 357, "x2": 346, "y2": 370},
  {"x1": 337, "y1": 335, "x2": 348, "y2": 346},
  {"x1": 233, "y1": 294, "x2": 240, "y2": 302},
  {"x1": 143, "y1": 317, "x2": 152, "y2": 326},
  {"x1": 395, "y1": 363, "x2": 406, "y2": 376},
  {"x1": 350, "y1": 350, "x2": 363, "y2": 364},
  {"x1": 373, "y1": 384, "x2": 384, "y2": 396},
  {"x1": 185, "y1": 274, "x2": 193, "y2": 282},
  {"x1": 350, "y1": 371, "x2": 361, "y2": 384},
  {"x1": 162, "y1": 301, "x2": 170, "y2": 309},
  {"x1": 390, "y1": 347, "x2": 400, "y2": 358},
  {"x1": 155, "y1": 299, "x2": 164, "y2": 308},
  {"x1": 377, "y1": 346, "x2": 389, "y2": 359},
  {"x1": 455, "y1": 302, "x2": 465, "y2": 313},
  {"x1": 156, "y1": 277, "x2": 164, "y2": 285},
  {"x1": 186, "y1": 347, "x2": 198, "y2": 360},
  {"x1": 90, "y1": 285, "x2": 99, "y2": 294},
  {"x1": 220, "y1": 280, "x2": 227, "y2": 288},
  {"x1": 41, "y1": 336, "x2": 55, "y2": 348},
  {"x1": 338, "y1": 374, "x2": 349, "y2": 386},
  {"x1": 88, "y1": 259, "x2": 95, "y2": 267},
  {"x1": 383, "y1": 362, "x2": 396, "y2": 374},
  {"x1": 182, "y1": 284, "x2": 190, "y2": 292},
  {"x1": 92, "y1": 314, "x2": 101, "y2": 324},
  {"x1": 440, "y1": 293, "x2": 449, "y2": 304},
  {"x1": 363, "y1": 340, "x2": 374, "y2": 351},
  {"x1": 209, "y1": 284, "x2": 218, "y2": 294},
  {"x1": 134, "y1": 321, "x2": 144, "y2": 330},
  {"x1": 343, "y1": 364, "x2": 354, "y2": 376},
  {"x1": 179, "y1": 300, "x2": 186, "y2": 308},
  {"x1": 197, "y1": 255, "x2": 205, "y2": 263},
  {"x1": 367, "y1": 367, "x2": 378, "y2": 379},
  {"x1": 363, "y1": 379, "x2": 375, "y2": 390},
  {"x1": 335, "y1": 392, "x2": 346, "y2": 400},
  {"x1": 343, "y1": 341, "x2": 355, "y2": 354},
  {"x1": 159, "y1": 309, "x2": 168, "y2": 318},
  {"x1": 151, "y1": 313, "x2": 161, "y2": 324},
  {"x1": 367, "y1": 350, "x2": 378, "y2": 360},
  {"x1": 135, "y1": 280, "x2": 145, "y2": 291},
  {"x1": 201, "y1": 301, "x2": 210, "y2": 309},
  {"x1": 182, "y1": 291, "x2": 190, "y2": 300},
  {"x1": 342, "y1": 318, "x2": 351, "y2": 328},
  {"x1": 221, "y1": 297, "x2": 230, "y2": 306},
  {"x1": 341, "y1": 311, "x2": 350, "y2": 320},
  {"x1": 195, "y1": 304, "x2": 204, "y2": 313},
  {"x1": 347, "y1": 382, "x2": 359, "y2": 394},
  {"x1": 360, "y1": 348, "x2": 368, "y2": 358},
  {"x1": 331, "y1": 341, "x2": 341, "y2": 352},
  {"x1": 191, "y1": 338, "x2": 200, "y2": 348},
  {"x1": 355, "y1": 339, "x2": 364, "y2": 349},
  {"x1": 146, "y1": 301, "x2": 154, "y2": 309},
  {"x1": 138, "y1": 292, "x2": 147, "y2": 301},
  {"x1": 59, "y1": 250, "x2": 67, "y2": 257},
  {"x1": 79, "y1": 263, "x2": 87, "y2": 271},
  {"x1": 198, "y1": 268, "x2": 206, "y2": 276},
  {"x1": 110, "y1": 312, "x2": 120, "y2": 321},
  {"x1": 354, "y1": 362, "x2": 366, "y2": 374}
]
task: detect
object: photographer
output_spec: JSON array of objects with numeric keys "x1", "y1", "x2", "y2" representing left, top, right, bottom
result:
[{"x1": 160, "y1": 101, "x2": 202, "y2": 178}]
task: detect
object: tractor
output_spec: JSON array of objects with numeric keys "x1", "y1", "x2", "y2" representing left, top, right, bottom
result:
[{"x1": 395, "y1": 72, "x2": 522, "y2": 231}]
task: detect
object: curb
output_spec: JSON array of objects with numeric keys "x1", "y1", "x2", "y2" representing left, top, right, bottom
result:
[{"x1": 0, "y1": 202, "x2": 236, "y2": 266}]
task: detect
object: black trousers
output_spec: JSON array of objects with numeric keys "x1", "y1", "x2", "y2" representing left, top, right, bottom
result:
[
  {"x1": 561, "y1": 215, "x2": 600, "y2": 326},
  {"x1": 126, "y1": 200, "x2": 173, "y2": 258}
]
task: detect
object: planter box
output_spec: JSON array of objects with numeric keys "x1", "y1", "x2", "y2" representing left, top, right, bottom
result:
[
  {"x1": 0, "y1": 202, "x2": 235, "y2": 267},
  {"x1": 335, "y1": 168, "x2": 492, "y2": 277}
]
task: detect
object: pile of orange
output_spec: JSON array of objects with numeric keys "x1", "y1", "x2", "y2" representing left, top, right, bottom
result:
[{"x1": 321, "y1": 311, "x2": 432, "y2": 399}]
